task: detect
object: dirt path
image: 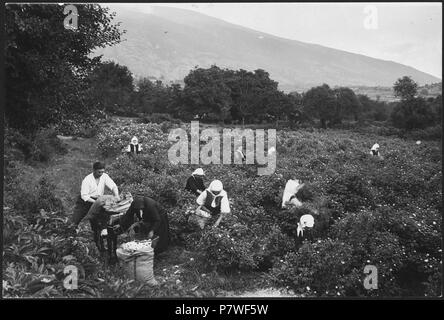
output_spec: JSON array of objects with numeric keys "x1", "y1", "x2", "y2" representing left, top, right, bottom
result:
[{"x1": 45, "y1": 136, "x2": 110, "y2": 214}]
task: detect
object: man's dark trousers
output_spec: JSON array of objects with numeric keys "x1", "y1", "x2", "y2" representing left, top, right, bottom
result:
[{"x1": 71, "y1": 195, "x2": 93, "y2": 226}]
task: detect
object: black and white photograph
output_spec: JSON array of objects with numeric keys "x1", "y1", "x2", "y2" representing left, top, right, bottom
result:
[{"x1": 2, "y1": 2, "x2": 442, "y2": 302}]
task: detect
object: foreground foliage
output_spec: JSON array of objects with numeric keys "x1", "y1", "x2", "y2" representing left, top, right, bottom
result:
[{"x1": 3, "y1": 119, "x2": 441, "y2": 297}]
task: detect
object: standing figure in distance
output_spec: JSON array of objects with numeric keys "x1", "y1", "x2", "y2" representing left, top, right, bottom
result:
[
  {"x1": 370, "y1": 143, "x2": 380, "y2": 156},
  {"x1": 126, "y1": 136, "x2": 142, "y2": 156}
]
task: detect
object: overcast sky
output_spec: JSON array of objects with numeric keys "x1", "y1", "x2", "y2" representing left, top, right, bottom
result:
[{"x1": 112, "y1": 3, "x2": 442, "y2": 79}]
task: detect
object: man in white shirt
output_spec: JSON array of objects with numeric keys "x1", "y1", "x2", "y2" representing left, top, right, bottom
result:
[{"x1": 71, "y1": 161, "x2": 120, "y2": 227}]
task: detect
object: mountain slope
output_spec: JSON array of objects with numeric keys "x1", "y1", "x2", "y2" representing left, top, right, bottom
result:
[{"x1": 95, "y1": 5, "x2": 441, "y2": 92}]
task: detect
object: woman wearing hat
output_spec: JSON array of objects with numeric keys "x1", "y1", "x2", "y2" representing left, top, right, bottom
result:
[
  {"x1": 125, "y1": 136, "x2": 143, "y2": 156},
  {"x1": 196, "y1": 180, "x2": 231, "y2": 228},
  {"x1": 185, "y1": 168, "x2": 206, "y2": 196}
]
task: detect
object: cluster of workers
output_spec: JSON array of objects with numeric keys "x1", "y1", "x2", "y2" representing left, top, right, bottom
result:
[{"x1": 69, "y1": 136, "x2": 384, "y2": 262}]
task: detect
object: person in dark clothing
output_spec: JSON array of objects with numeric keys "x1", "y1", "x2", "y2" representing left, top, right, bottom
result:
[
  {"x1": 185, "y1": 168, "x2": 206, "y2": 196},
  {"x1": 295, "y1": 184, "x2": 314, "y2": 202},
  {"x1": 82, "y1": 195, "x2": 121, "y2": 264},
  {"x1": 119, "y1": 196, "x2": 170, "y2": 254}
]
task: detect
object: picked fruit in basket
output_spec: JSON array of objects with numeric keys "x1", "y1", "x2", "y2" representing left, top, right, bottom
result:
[{"x1": 121, "y1": 240, "x2": 152, "y2": 252}]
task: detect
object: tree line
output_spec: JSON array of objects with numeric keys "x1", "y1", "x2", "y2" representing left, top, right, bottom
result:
[
  {"x1": 5, "y1": 4, "x2": 442, "y2": 134},
  {"x1": 90, "y1": 61, "x2": 441, "y2": 130}
]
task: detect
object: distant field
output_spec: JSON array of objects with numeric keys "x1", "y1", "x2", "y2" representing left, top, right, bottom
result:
[
  {"x1": 288, "y1": 83, "x2": 442, "y2": 102},
  {"x1": 350, "y1": 84, "x2": 442, "y2": 102}
]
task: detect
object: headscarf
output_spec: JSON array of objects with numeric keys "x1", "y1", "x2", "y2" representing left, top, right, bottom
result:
[
  {"x1": 192, "y1": 168, "x2": 204, "y2": 176},
  {"x1": 209, "y1": 180, "x2": 223, "y2": 192},
  {"x1": 131, "y1": 136, "x2": 139, "y2": 145},
  {"x1": 207, "y1": 180, "x2": 224, "y2": 208},
  {"x1": 132, "y1": 196, "x2": 145, "y2": 209},
  {"x1": 371, "y1": 143, "x2": 379, "y2": 151}
]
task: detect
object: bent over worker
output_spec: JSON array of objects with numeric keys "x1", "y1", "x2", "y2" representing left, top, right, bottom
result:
[
  {"x1": 119, "y1": 196, "x2": 170, "y2": 254},
  {"x1": 196, "y1": 180, "x2": 231, "y2": 228}
]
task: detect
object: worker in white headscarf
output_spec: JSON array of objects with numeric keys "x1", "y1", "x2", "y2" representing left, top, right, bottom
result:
[
  {"x1": 282, "y1": 179, "x2": 305, "y2": 209},
  {"x1": 297, "y1": 214, "x2": 314, "y2": 237},
  {"x1": 296, "y1": 214, "x2": 315, "y2": 245},
  {"x1": 370, "y1": 143, "x2": 380, "y2": 156},
  {"x1": 196, "y1": 179, "x2": 231, "y2": 228},
  {"x1": 126, "y1": 136, "x2": 142, "y2": 155},
  {"x1": 185, "y1": 168, "x2": 206, "y2": 196}
]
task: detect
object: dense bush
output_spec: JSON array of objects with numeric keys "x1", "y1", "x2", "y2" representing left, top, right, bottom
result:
[
  {"x1": 391, "y1": 98, "x2": 436, "y2": 130},
  {"x1": 403, "y1": 125, "x2": 442, "y2": 141},
  {"x1": 197, "y1": 224, "x2": 258, "y2": 272},
  {"x1": 30, "y1": 127, "x2": 68, "y2": 162},
  {"x1": 330, "y1": 208, "x2": 441, "y2": 296},
  {"x1": 4, "y1": 163, "x2": 64, "y2": 215},
  {"x1": 52, "y1": 110, "x2": 108, "y2": 137},
  {"x1": 142, "y1": 113, "x2": 181, "y2": 124},
  {"x1": 271, "y1": 239, "x2": 360, "y2": 297},
  {"x1": 4, "y1": 126, "x2": 67, "y2": 164},
  {"x1": 326, "y1": 172, "x2": 375, "y2": 216}
]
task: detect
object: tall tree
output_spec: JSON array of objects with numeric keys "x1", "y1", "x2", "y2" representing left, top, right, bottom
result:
[
  {"x1": 182, "y1": 65, "x2": 232, "y2": 121},
  {"x1": 393, "y1": 76, "x2": 418, "y2": 101},
  {"x1": 391, "y1": 97, "x2": 435, "y2": 130},
  {"x1": 88, "y1": 61, "x2": 134, "y2": 114},
  {"x1": 302, "y1": 84, "x2": 337, "y2": 128},
  {"x1": 333, "y1": 87, "x2": 362, "y2": 122},
  {"x1": 5, "y1": 4, "x2": 123, "y2": 131}
]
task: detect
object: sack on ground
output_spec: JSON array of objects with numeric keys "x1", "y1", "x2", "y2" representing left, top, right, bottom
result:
[{"x1": 116, "y1": 240, "x2": 158, "y2": 285}]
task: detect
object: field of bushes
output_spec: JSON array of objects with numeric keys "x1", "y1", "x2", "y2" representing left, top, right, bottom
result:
[{"x1": 3, "y1": 117, "x2": 442, "y2": 297}]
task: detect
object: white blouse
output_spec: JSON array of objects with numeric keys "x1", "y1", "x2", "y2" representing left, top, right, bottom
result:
[{"x1": 80, "y1": 173, "x2": 117, "y2": 202}]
